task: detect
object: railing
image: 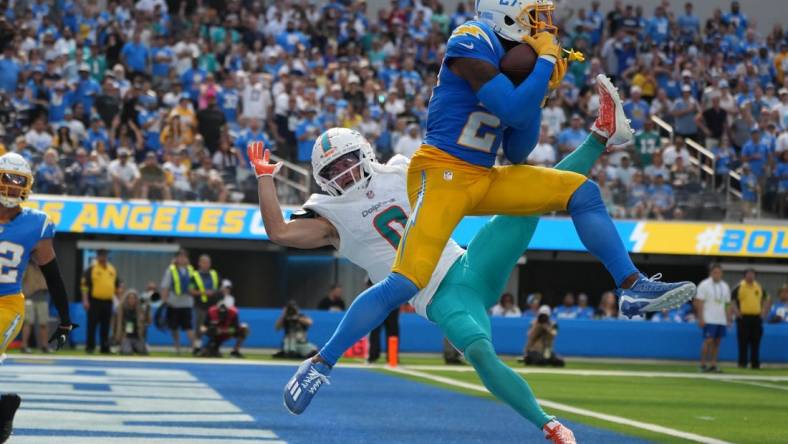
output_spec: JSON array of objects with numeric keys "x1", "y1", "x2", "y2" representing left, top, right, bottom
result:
[
  {"x1": 649, "y1": 115, "x2": 744, "y2": 204},
  {"x1": 269, "y1": 153, "x2": 311, "y2": 202},
  {"x1": 650, "y1": 115, "x2": 716, "y2": 186}
]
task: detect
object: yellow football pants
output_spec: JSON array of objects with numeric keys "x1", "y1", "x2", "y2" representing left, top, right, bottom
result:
[
  {"x1": 0, "y1": 293, "x2": 25, "y2": 355},
  {"x1": 393, "y1": 146, "x2": 586, "y2": 288}
]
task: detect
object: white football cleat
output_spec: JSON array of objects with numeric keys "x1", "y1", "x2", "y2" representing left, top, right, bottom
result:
[
  {"x1": 591, "y1": 74, "x2": 634, "y2": 147},
  {"x1": 543, "y1": 419, "x2": 576, "y2": 444}
]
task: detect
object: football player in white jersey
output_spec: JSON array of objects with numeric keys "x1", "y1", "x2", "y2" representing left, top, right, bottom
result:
[{"x1": 249, "y1": 76, "x2": 634, "y2": 443}]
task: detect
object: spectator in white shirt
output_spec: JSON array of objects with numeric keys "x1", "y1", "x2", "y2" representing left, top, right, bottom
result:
[
  {"x1": 527, "y1": 125, "x2": 557, "y2": 167},
  {"x1": 107, "y1": 148, "x2": 140, "y2": 198},
  {"x1": 612, "y1": 154, "x2": 638, "y2": 188},
  {"x1": 695, "y1": 263, "x2": 733, "y2": 373},
  {"x1": 662, "y1": 136, "x2": 692, "y2": 167},
  {"x1": 24, "y1": 117, "x2": 53, "y2": 154},
  {"x1": 490, "y1": 293, "x2": 522, "y2": 318},
  {"x1": 163, "y1": 148, "x2": 194, "y2": 200},
  {"x1": 542, "y1": 98, "x2": 566, "y2": 137},
  {"x1": 394, "y1": 123, "x2": 422, "y2": 158}
]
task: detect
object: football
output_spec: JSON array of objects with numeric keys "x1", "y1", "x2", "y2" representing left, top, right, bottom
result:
[{"x1": 500, "y1": 43, "x2": 538, "y2": 85}]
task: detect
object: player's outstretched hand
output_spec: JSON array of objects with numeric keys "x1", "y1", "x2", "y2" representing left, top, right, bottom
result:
[
  {"x1": 247, "y1": 141, "x2": 282, "y2": 178},
  {"x1": 48, "y1": 323, "x2": 77, "y2": 351},
  {"x1": 521, "y1": 32, "x2": 561, "y2": 60}
]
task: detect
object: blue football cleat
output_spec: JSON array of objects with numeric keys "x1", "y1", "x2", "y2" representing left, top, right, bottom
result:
[
  {"x1": 617, "y1": 273, "x2": 697, "y2": 318},
  {"x1": 283, "y1": 358, "x2": 331, "y2": 415}
]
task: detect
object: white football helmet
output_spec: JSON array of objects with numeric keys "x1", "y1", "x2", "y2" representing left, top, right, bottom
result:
[
  {"x1": 476, "y1": 0, "x2": 557, "y2": 42},
  {"x1": 311, "y1": 128, "x2": 376, "y2": 197},
  {"x1": 0, "y1": 153, "x2": 34, "y2": 208}
]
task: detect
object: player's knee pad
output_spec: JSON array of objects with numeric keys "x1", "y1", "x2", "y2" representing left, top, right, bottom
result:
[
  {"x1": 238, "y1": 323, "x2": 249, "y2": 339},
  {"x1": 567, "y1": 179, "x2": 604, "y2": 213}
]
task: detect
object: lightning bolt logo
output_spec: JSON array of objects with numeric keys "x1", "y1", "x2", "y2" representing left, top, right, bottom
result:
[
  {"x1": 629, "y1": 222, "x2": 649, "y2": 252},
  {"x1": 449, "y1": 24, "x2": 494, "y2": 49},
  {"x1": 0, "y1": 314, "x2": 22, "y2": 353}
]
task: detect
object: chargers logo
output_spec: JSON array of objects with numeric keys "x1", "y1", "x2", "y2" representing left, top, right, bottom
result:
[{"x1": 449, "y1": 24, "x2": 494, "y2": 49}]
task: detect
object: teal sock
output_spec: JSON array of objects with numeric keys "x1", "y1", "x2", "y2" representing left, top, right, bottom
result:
[
  {"x1": 464, "y1": 338, "x2": 552, "y2": 429},
  {"x1": 556, "y1": 134, "x2": 606, "y2": 175}
]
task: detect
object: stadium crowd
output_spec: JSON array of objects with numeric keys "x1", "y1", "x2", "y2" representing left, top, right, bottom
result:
[{"x1": 0, "y1": 0, "x2": 785, "y2": 218}]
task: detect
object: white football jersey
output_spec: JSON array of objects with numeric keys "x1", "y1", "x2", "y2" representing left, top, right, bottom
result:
[{"x1": 303, "y1": 155, "x2": 465, "y2": 318}]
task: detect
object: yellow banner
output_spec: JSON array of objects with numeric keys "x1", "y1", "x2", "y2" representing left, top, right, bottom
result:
[{"x1": 632, "y1": 222, "x2": 788, "y2": 258}]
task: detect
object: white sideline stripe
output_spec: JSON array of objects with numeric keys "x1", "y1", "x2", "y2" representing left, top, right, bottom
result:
[
  {"x1": 401, "y1": 365, "x2": 788, "y2": 382},
  {"x1": 12, "y1": 355, "x2": 788, "y2": 382},
  {"x1": 387, "y1": 366, "x2": 733, "y2": 444},
  {"x1": 717, "y1": 379, "x2": 788, "y2": 392}
]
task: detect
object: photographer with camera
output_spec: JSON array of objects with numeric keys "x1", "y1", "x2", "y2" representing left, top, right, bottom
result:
[
  {"x1": 274, "y1": 301, "x2": 317, "y2": 359},
  {"x1": 199, "y1": 302, "x2": 248, "y2": 358},
  {"x1": 523, "y1": 305, "x2": 565, "y2": 367}
]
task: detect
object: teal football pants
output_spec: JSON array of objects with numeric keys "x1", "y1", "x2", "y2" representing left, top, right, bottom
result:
[{"x1": 426, "y1": 135, "x2": 605, "y2": 428}]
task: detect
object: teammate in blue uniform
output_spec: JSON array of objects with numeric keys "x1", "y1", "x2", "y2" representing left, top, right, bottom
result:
[
  {"x1": 0, "y1": 153, "x2": 77, "y2": 443},
  {"x1": 285, "y1": 0, "x2": 696, "y2": 419}
]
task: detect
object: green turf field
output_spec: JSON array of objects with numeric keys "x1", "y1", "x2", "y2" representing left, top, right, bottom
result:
[{"x1": 382, "y1": 360, "x2": 788, "y2": 444}]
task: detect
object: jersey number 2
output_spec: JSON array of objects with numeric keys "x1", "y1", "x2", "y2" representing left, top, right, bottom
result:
[
  {"x1": 0, "y1": 242, "x2": 25, "y2": 284},
  {"x1": 373, "y1": 206, "x2": 408, "y2": 250},
  {"x1": 457, "y1": 111, "x2": 501, "y2": 153}
]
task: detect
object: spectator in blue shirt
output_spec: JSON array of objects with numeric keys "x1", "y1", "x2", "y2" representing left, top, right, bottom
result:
[
  {"x1": 121, "y1": 31, "x2": 149, "y2": 74},
  {"x1": 576, "y1": 293, "x2": 595, "y2": 319},
  {"x1": 181, "y1": 59, "x2": 207, "y2": 104},
  {"x1": 554, "y1": 293, "x2": 581, "y2": 320},
  {"x1": 295, "y1": 109, "x2": 323, "y2": 164},
  {"x1": 275, "y1": 22, "x2": 310, "y2": 55},
  {"x1": 712, "y1": 136, "x2": 738, "y2": 183},
  {"x1": 614, "y1": 37, "x2": 637, "y2": 77},
  {"x1": 649, "y1": 175, "x2": 676, "y2": 219},
  {"x1": 722, "y1": 1, "x2": 748, "y2": 37},
  {"x1": 557, "y1": 115, "x2": 589, "y2": 159},
  {"x1": 623, "y1": 86, "x2": 650, "y2": 131},
  {"x1": 47, "y1": 83, "x2": 71, "y2": 125},
  {"x1": 218, "y1": 76, "x2": 240, "y2": 129},
  {"x1": 150, "y1": 35, "x2": 174, "y2": 80},
  {"x1": 677, "y1": 2, "x2": 700, "y2": 44},
  {"x1": 0, "y1": 46, "x2": 20, "y2": 94},
  {"x1": 645, "y1": 6, "x2": 669, "y2": 45},
  {"x1": 74, "y1": 64, "x2": 101, "y2": 120},
  {"x1": 739, "y1": 163, "x2": 759, "y2": 211},
  {"x1": 741, "y1": 129, "x2": 770, "y2": 178},
  {"x1": 85, "y1": 117, "x2": 110, "y2": 151}
]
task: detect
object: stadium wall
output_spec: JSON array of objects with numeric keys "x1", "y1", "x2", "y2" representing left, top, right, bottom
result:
[{"x1": 67, "y1": 306, "x2": 788, "y2": 362}]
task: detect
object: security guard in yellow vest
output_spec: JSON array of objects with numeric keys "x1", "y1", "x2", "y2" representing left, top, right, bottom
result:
[
  {"x1": 160, "y1": 248, "x2": 197, "y2": 355},
  {"x1": 190, "y1": 254, "x2": 220, "y2": 348},
  {"x1": 81, "y1": 249, "x2": 119, "y2": 353},
  {"x1": 732, "y1": 268, "x2": 771, "y2": 369}
]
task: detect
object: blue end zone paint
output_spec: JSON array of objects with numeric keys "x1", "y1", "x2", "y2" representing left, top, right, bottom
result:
[
  {"x1": 72, "y1": 382, "x2": 111, "y2": 391},
  {"x1": 9, "y1": 359, "x2": 650, "y2": 444}
]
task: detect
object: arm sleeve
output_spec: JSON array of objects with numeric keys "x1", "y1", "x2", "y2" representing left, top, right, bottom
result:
[
  {"x1": 476, "y1": 59, "x2": 554, "y2": 130},
  {"x1": 502, "y1": 109, "x2": 542, "y2": 164},
  {"x1": 39, "y1": 258, "x2": 71, "y2": 324}
]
